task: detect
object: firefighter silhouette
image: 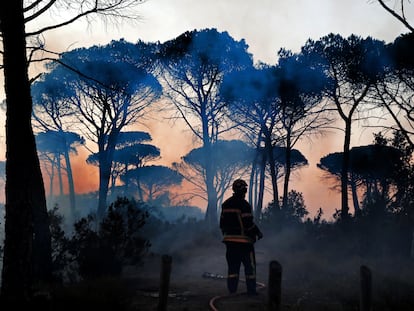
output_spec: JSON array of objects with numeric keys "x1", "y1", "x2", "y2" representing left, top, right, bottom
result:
[{"x1": 220, "y1": 179, "x2": 263, "y2": 295}]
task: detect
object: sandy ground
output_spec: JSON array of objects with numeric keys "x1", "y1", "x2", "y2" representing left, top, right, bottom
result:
[
  {"x1": 124, "y1": 242, "x2": 271, "y2": 310},
  {"x1": 121, "y1": 242, "x2": 341, "y2": 311},
  {"x1": 120, "y1": 230, "x2": 414, "y2": 311}
]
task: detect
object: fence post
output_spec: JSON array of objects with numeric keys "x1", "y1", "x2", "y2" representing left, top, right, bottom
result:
[
  {"x1": 267, "y1": 260, "x2": 282, "y2": 311},
  {"x1": 360, "y1": 265, "x2": 372, "y2": 311},
  {"x1": 157, "y1": 254, "x2": 172, "y2": 311}
]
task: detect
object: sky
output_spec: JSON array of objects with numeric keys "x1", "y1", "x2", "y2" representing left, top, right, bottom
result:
[
  {"x1": 2, "y1": 0, "x2": 413, "y2": 218},
  {"x1": 43, "y1": 0, "x2": 411, "y2": 64}
]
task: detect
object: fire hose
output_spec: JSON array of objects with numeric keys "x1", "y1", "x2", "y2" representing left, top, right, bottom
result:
[{"x1": 202, "y1": 272, "x2": 266, "y2": 311}]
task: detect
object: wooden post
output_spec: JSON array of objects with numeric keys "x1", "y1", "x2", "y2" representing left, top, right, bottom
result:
[
  {"x1": 157, "y1": 254, "x2": 172, "y2": 311},
  {"x1": 267, "y1": 260, "x2": 282, "y2": 311},
  {"x1": 360, "y1": 265, "x2": 372, "y2": 311}
]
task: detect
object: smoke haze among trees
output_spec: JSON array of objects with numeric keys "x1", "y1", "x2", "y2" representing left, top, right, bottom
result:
[{"x1": 1, "y1": 1, "x2": 414, "y2": 309}]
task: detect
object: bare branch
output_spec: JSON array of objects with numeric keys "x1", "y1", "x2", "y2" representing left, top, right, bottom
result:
[
  {"x1": 377, "y1": 0, "x2": 414, "y2": 32},
  {"x1": 24, "y1": 0, "x2": 57, "y2": 22},
  {"x1": 24, "y1": 0, "x2": 45, "y2": 12},
  {"x1": 25, "y1": 0, "x2": 145, "y2": 37}
]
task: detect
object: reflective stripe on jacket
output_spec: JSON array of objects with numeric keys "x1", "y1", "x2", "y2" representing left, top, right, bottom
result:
[{"x1": 220, "y1": 194, "x2": 261, "y2": 244}]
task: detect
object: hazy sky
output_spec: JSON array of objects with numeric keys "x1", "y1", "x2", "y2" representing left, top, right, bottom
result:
[
  {"x1": 44, "y1": 0, "x2": 411, "y2": 64},
  {"x1": 12, "y1": 0, "x2": 414, "y2": 217}
]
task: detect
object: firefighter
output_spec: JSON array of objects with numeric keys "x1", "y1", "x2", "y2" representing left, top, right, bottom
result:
[{"x1": 220, "y1": 178, "x2": 263, "y2": 295}]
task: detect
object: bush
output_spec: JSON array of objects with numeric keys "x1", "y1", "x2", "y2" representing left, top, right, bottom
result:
[{"x1": 50, "y1": 197, "x2": 150, "y2": 281}]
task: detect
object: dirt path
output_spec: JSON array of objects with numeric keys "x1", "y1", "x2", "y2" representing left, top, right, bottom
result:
[{"x1": 124, "y1": 245, "x2": 271, "y2": 310}]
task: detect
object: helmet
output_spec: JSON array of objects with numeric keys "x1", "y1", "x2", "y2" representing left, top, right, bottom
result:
[{"x1": 232, "y1": 179, "x2": 247, "y2": 194}]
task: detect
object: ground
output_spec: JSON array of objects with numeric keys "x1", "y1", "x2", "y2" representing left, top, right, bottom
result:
[
  {"x1": 50, "y1": 225, "x2": 414, "y2": 311},
  {"x1": 121, "y1": 230, "x2": 414, "y2": 311},
  {"x1": 124, "y1": 244, "x2": 270, "y2": 311}
]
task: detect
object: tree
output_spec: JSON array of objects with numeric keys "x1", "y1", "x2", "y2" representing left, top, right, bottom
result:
[
  {"x1": 302, "y1": 34, "x2": 389, "y2": 220},
  {"x1": 221, "y1": 59, "x2": 321, "y2": 218},
  {"x1": 36, "y1": 130, "x2": 85, "y2": 219},
  {"x1": 373, "y1": 33, "x2": 414, "y2": 147},
  {"x1": 275, "y1": 49, "x2": 332, "y2": 211},
  {"x1": 122, "y1": 165, "x2": 183, "y2": 203},
  {"x1": 32, "y1": 68, "x2": 86, "y2": 219},
  {"x1": 387, "y1": 131, "x2": 414, "y2": 221},
  {"x1": 282, "y1": 190, "x2": 309, "y2": 222},
  {"x1": 87, "y1": 131, "x2": 160, "y2": 200},
  {"x1": 173, "y1": 140, "x2": 254, "y2": 212},
  {"x1": 0, "y1": 0, "x2": 146, "y2": 304},
  {"x1": 38, "y1": 40, "x2": 162, "y2": 220},
  {"x1": 318, "y1": 143, "x2": 402, "y2": 216},
  {"x1": 264, "y1": 146, "x2": 308, "y2": 218},
  {"x1": 157, "y1": 28, "x2": 253, "y2": 226},
  {"x1": 221, "y1": 65, "x2": 281, "y2": 214}
]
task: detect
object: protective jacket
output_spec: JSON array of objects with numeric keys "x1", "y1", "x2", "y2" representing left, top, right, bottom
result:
[{"x1": 220, "y1": 194, "x2": 262, "y2": 244}]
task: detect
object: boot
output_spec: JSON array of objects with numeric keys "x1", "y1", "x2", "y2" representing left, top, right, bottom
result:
[
  {"x1": 227, "y1": 275, "x2": 239, "y2": 294},
  {"x1": 246, "y1": 277, "x2": 257, "y2": 295}
]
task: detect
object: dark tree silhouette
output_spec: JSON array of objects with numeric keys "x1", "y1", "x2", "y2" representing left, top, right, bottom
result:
[
  {"x1": 1, "y1": 2, "x2": 52, "y2": 302},
  {"x1": 275, "y1": 48, "x2": 332, "y2": 211},
  {"x1": 173, "y1": 140, "x2": 254, "y2": 211},
  {"x1": 0, "y1": 1, "x2": 146, "y2": 302},
  {"x1": 302, "y1": 34, "x2": 389, "y2": 220},
  {"x1": 318, "y1": 143, "x2": 402, "y2": 215},
  {"x1": 374, "y1": 33, "x2": 414, "y2": 147},
  {"x1": 36, "y1": 130, "x2": 85, "y2": 219},
  {"x1": 221, "y1": 65, "x2": 281, "y2": 213},
  {"x1": 221, "y1": 56, "x2": 323, "y2": 217},
  {"x1": 37, "y1": 40, "x2": 162, "y2": 220},
  {"x1": 122, "y1": 165, "x2": 183, "y2": 203},
  {"x1": 157, "y1": 28, "x2": 253, "y2": 226},
  {"x1": 387, "y1": 131, "x2": 414, "y2": 220},
  {"x1": 265, "y1": 146, "x2": 308, "y2": 218},
  {"x1": 87, "y1": 131, "x2": 160, "y2": 201}
]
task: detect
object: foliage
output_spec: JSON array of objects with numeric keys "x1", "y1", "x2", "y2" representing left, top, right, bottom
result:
[
  {"x1": 122, "y1": 165, "x2": 183, "y2": 202},
  {"x1": 174, "y1": 139, "x2": 254, "y2": 204},
  {"x1": 282, "y1": 190, "x2": 309, "y2": 220},
  {"x1": 157, "y1": 28, "x2": 254, "y2": 224},
  {"x1": 391, "y1": 32, "x2": 414, "y2": 71},
  {"x1": 48, "y1": 206, "x2": 73, "y2": 282},
  {"x1": 260, "y1": 190, "x2": 309, "y2": 227},
  {"x1": 50, "y1": 197, "x2": 150, "y2": 281}
]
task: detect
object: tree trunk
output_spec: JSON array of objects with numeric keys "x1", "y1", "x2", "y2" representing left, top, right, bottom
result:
[
  {"x1": 57, "y1": 155, "x2": 64, "y2": 196},
  {"x1": 0, "y1": 0, "x2": 52, "y2": 303},
  {"x1": 264, "y1": 132, "x2": 280, "y2": 210},
  {"x1": 282, "y1": 131, "x2": 292, "y2": 211},
  {"x1": 341, "y1": 119, "x2": 352, "y2": 220},
  {"x1": 204, "y1": 143, "x2": 218, "y2": 226},
  {"x1": 97, "y1": 132, "x2": 119, "y2": 220},
  {"x1": 202, "y1": 112, "x2": 218, "y2": 226},
  {"x1": 249, "y1": 134, "x2": 262, "y2": 213},
  {"x1": 63, "y1": 148, "x2": 77, "y2": 219},
  {"x1": 97, "y1": 155, "x2": 111, "y2": 220},
  {"x1": 350, "y1": 173, "x2": 361, "y2": 216},
  {"x1": 256, "y1": 152, "x2": 266, "y2": 219},
  {"x1": 49, "y1": 157, "x2": 56, "y2": 199},
  {"x1": 249, "y1": 159, "x2": 257, "y2": 216}
]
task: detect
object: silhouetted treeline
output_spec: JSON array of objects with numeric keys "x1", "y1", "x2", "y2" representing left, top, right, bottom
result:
[
  {"x1": 1, "y1": 1, "x2": 414, "y2": 307},
  {"x1": 28, "y1": 29, "x2": 414, "y2": 231}
]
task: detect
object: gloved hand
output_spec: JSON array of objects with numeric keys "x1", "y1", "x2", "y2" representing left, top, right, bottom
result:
[{"x1": 257, "y1": 231, "x2": 263, "y2": 240}]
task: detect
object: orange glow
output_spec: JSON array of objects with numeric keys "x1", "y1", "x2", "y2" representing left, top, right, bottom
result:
[
  {"x1": 42, "y1": 148, "x2": 99, "y2": 197},
  {"x1": 38, "y1": 116, "x2": 375, "y2": 220},
  {"x1": 71, "y1": 149, "x2": 99, "y2": 194}
]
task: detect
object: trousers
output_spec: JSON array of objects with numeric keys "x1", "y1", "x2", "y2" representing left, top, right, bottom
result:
[{"x1": 225, "y1": 242, "x2": 256, "y2": 294}]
